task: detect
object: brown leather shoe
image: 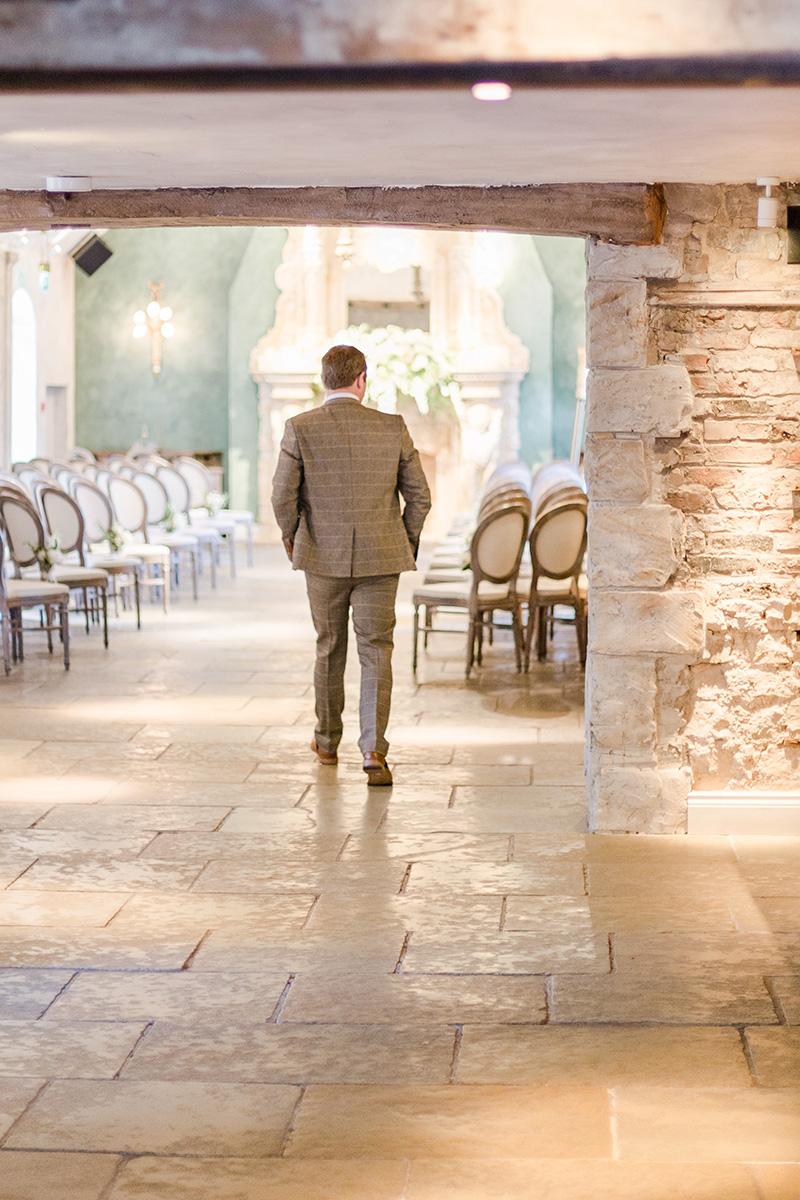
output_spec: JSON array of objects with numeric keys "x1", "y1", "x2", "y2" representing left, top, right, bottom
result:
[
  {"x1": 363, "y1": 751, "x2": 393, "y2": 786},
  {"x1": 311, "y1": 739, "x2": 338, "y2": 766}
]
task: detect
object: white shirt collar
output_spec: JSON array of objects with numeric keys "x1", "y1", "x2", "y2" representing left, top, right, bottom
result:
[{"x1": 324, "y1": 390, "x2": 361, "y2": 403}]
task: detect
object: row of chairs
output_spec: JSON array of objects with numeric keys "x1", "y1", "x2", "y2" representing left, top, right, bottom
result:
[
  {"x1": 0, "y1": 449, "x2": 255, "y2": 675},
  {"x1": 412, "y1": 460, "x2": 588, "y2": 678}
]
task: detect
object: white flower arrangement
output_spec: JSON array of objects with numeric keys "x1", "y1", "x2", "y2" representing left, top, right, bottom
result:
[
  {"x1": 332, "y1": 324, "x2": 461, "y2": 417},
  {"x1": 28, "y1": 534, "x2": 62, "y2": 576},
  {"x1": 205, "y1": 491, "x2": 229, "y2": 516},
  {"x1": 104, "y1": 523, "x2": 130, "y2": 553}
]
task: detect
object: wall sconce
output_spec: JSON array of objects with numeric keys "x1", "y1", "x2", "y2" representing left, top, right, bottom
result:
[
  {"x1": 133, "y1": 281, "x2": 174, "y2": 379},
  {"x1": 757, "y1": 177, "x2": 783, "y2": 228}
]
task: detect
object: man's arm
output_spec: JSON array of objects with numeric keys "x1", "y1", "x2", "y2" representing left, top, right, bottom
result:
[
  {"x1": 271, "y1": 421, "x2": 304, "y2": 560},
  {"x1": 397, "y1": 420, "x2": 432, "y2": 558}
]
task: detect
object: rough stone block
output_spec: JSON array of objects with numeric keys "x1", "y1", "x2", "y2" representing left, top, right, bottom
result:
[
  {"x1": 586, "y1": 280, "x2": 648, "y2": 368},
  {"x1": 583, "y1": 437, "x2": 648, "y2": 503},
  {"x1": 703, "y1": 419, "x2": 772, "y2": 442},
  {"x1": 586, "y1": 363, "x2": 693, "y2": 437},
  {"x1": 589, "y1": 505, "x2": 681, "y2": 589},
  {"x1": 588, "y1": 655, "x2": 657, "y2": 751},
  {"x1": 587, "y1": 242, "x2": 683, "y2": 281},
  {"x1": 588, "y1": 764, "x2": 691, "y2": 834},
  {"x1": 591, "y1": 591, "x2": 705, "y2": 657}
]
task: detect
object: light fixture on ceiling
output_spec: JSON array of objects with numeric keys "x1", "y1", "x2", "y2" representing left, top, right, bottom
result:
[
  {"x1": 133, "y1": 281, "x2": 174, "y2": 380},
  {"x1": 45, "y1": 175, "x2": 93, "y2": 193},
  {"x1": 471, "y1": 81, "x2": 512, "y2": 102},
  {"x1": 757, "y1": 177, "x2": 782, "y2": 227}
]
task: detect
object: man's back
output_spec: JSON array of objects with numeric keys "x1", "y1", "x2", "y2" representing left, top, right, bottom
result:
[{"x1": 272, "y1": 395, "x2": 431, "y2": 577}]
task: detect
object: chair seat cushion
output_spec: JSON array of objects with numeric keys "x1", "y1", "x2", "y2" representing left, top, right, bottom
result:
[
  {"x1": 413, "y1": 578, "x2": 513, "y2": 608},
  {"x1": 51, "y1": 566, "x2": 109, "y2": 587},
  {"x1": 6, "y1": 579, "x2": 69, "y2": 603},
  {"x1": 88, "y1": 553, "x2": 143, "y2": 572}
]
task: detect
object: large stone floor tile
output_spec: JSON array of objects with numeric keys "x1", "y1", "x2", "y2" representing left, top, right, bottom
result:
[
  {"x1": 305, "y1": 893, "x2": 503, "y2": 938},
  {"x1": 458, "y1": 1025, "x2": 751, "y2": 1085},
  {"x1": 191, "y1": 858, "x2": 409, "y2": 895},
  {"x1": 9, "y1": 855, "x2": 206, "y2": 892},
  {"x1": 585, "y1": 861, "x2": 748, "y2": 895},
  {"x1": 44, "y1": 970, "x2": 291, "y2": 1023},
  {"x1": 140, "y1": 831, "x2": 347, "y2": 863},
  {"x1": 506, "y1": 894, "x2": 736, "y2": 933},
  {"x1": 404, "y1": 860, "x2": 586, "y2": 895},
  {"x1": 190, "y1": 930, "x2": 405, "y2": 975},
  {"x1": 0, "y1": 714, "x2": 143, "y2": 743},
  {"x1": 104, "y1": 779, "x2": 309, "y2": 806},
  {"x1": 405, "y1": 1158, "x2": 761, "y2": 1200},
  {"x1": 745, "y1": 1027, "x2": 800, "y2": 1085},
  {"x1": 0, "y1": 1020, "x2": 146, "y2": 1077},
  {"x1": 25, "y1": 740, "x2": 165, "y2": 765},
  {"x1": 0, "y1": 775, "x2": 117, "y2": 804},
  {"x1": 770, "y1": 975, "x2": 800, "y2": 1022},
  {"x1": 612, "y1": 931, "x2": 800, "y2": 975},
  {"x1": 286, "y1": 1084, "x2": 612, "y2": 1159},
  {"x1": 340, "y1": 833, "x2": 512, "y2": 863},
  {"x1": 0, "y1": 1151, "x2": 121, "y2": 1200},
  {"x1": 0, "y1": 830, "x2": 154, "y2": 859},
  {"x1": 0, "y1": 1078, "x2": 45, "y2": 1137},
  {"x1": 390, "y1": 763, "x2": 534, "y2": 786},
  {"x1": 218, "y1": 807, "x2": 325, "y2": 835},
  {"x1": 551, "y1": 972, "x2": 778, "y2": 1024},
  {"x1": 737, "y1": 897, "x2": 800, "y2": 932},
  {"x1": 107, "y1": 1156, "x2": 408, "y2": 1200},
  {"x1": 131, "y1": 722, "x2": 270, "y2": 744},
  {"x1": 584, "y1": 833, "x2": 738, "y2": 865},
  {"x1": 750, "y1": 1164, "x2": 800, "y2": 1199},
  {"x1": 33, "y1": 804, "x2": 231, "y2": 832},
  {"x1": 108, "y1": 893, "x2": 316, "y2": 934},
  {"x1": 4, "y1": 1079, "x2": 301, "y2": 1155},
  {"x1": 122, "y1": 1022, "x2": 455, "y2": 1084},
  {"x1": 404, "y1": 931, "x2": 610, "y2": 975},
  {"x1": 0, "y1": 969, "x2": 74, "y2": 1019},
  {"x1": 0, "y1": 891, "x2": 128, "y2": 928},
  {"x1": 0, "y1": 804, "x2": 52, "y2": 830},
  {"x1": 616, "y1": 1086, "x2": 800, "y2": 1162},
  {"x1": 0, "y1": 929, "x2": 201, "y2": 970},
  {"x1": 282, "y1": 969, "x2": 547, "y2": 1024}
]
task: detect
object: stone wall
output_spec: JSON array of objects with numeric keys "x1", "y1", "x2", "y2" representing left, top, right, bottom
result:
[{"x1": 585, "y1": 183, "x2": 800, "y2": 832}]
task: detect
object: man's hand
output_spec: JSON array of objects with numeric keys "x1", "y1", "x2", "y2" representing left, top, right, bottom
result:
[{"x1": 283, "y1": 538, "x2": 294, "y2": 561}]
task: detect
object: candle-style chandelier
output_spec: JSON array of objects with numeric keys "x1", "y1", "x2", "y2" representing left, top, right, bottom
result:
[{"x1": 132, "y1": 281, "x2": 174, "y2": 379}]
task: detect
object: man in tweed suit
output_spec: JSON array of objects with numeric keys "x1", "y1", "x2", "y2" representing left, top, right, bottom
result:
[{"x1": 272, "y1": 344, "x2": 432, "y2": 786}]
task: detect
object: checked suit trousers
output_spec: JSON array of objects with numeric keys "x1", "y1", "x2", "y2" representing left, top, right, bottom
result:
[{"x1": 305, "y1": 572, "x2": 399, "y2": 757}]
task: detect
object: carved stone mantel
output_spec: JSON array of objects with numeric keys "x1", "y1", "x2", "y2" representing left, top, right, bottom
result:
[{"x1": 251, "y1": 225, "x2": 530, "y2": 533}]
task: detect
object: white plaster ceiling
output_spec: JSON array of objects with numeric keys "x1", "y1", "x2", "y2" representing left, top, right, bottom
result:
[{"x1": 1, "y1": 85, "x2": 800, "y2": 191}]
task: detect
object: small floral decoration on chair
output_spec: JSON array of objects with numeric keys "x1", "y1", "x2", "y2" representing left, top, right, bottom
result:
[
  {"x1": 104, "y1": 523, "x2": 130, "y2": 553},
  {"x1": 28, "y1": 534, "x2": 62, "y2": 578},
  {"x1": 204, "y1": 491, "x2": 229, "y2": 516}
]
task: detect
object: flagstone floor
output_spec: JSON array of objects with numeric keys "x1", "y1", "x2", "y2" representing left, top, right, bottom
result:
[{"x1": 0, "y1": 545, "x2": 798, "y2": 1199}]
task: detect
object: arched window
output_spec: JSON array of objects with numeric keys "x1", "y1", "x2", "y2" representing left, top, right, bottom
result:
[{"x1": 11, "y1": 286, "x2": 37, "y2": 464}]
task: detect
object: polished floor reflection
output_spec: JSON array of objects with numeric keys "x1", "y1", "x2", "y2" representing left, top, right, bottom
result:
[{"x1": 0, "y1": 547, "x2": 798, "y2": 1199}]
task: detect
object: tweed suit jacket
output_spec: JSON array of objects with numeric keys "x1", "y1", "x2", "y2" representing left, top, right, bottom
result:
[{"x1": 271, "y1": 395, "x2": 432, "y2": 577}]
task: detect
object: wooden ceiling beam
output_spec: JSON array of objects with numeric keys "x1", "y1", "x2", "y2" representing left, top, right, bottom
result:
[{"x1": 0, "y1": 183, "x2": 665, "y2": 245}]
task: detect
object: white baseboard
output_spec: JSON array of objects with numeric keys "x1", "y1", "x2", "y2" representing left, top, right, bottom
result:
[{"x1": 688, "y1": 790, "x2": 800, "y2": 835}]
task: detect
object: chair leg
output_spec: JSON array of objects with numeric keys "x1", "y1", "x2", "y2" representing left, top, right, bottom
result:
[
  {"x1": 101, "y1": 589, "x2": 108, "y2": 648},
  {"x1": 512, "y1": 604, "x2": 523, "y2": 673},
  {"x1": 1, "y1": 613, "x2": 10, "y2": 675},
  {"x1": 412, "y1": 605, "x2": 419, "y2": 673},
  {"x1": 476, "y1": 616, "x2": 484, "y2": 666},
  {"x1": 61, "y1": 602, "x2": 70, "y2": 670},
  {"x1": 466, "y1": 616, "x2": 476, "y2": 678},
  {"x1": 537, "y1": 605, "x2": 549, "y2": 661},
  {"x1": 191, "y1": 550, "x2": 199, "y2": 601},
  {"x1": 134, "y1": 574, "x2": 141, "y2": 630},
  {"x1": 576, "y1": 600, "x2": 587, "y2": 667}
]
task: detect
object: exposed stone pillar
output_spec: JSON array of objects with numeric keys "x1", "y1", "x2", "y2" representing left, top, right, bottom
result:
[
  {"x1": 585, "y1": 184, "x2": 800, "y2": 833},
  {"x1": 584, "y1": 240, "x2": 698, "y2": 832}
]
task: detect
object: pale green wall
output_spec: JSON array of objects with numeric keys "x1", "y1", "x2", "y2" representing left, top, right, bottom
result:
[
  {"x1": 75, "y1": 226, "x2": 252, "y2": 456},
  {"x1": 533, "y1": 235, "x2": 587, "y2": 459},
  {"x1": 498, "y1": 238, "x2": 554, "y2": 465}
]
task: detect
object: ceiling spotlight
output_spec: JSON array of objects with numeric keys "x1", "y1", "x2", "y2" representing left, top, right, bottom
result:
[
  {"x1": 471, "y1": 81, "x2": 512, "y2": 102},
  {"x1": 45, "y1": 175, "x2": 92, "y2": 193}
]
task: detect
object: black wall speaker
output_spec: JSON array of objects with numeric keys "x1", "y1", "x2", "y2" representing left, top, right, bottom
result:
[{"x1": 72, "y1": 234, "x2": 113, "y2": 277}]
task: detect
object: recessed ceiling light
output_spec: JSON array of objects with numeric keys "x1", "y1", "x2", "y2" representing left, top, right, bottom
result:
[{"x1": 471, "y1": 82, "x2": 512, "y2": 102}]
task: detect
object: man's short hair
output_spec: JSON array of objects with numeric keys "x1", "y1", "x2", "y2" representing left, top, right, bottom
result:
[{"x1": 321, "y1": 345, "x2": 367, "y2": 391}]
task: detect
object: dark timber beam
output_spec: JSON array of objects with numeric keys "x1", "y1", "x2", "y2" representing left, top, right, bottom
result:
[{"x1": 0, "y1": 184, "x2": 665, "y2": 245}]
